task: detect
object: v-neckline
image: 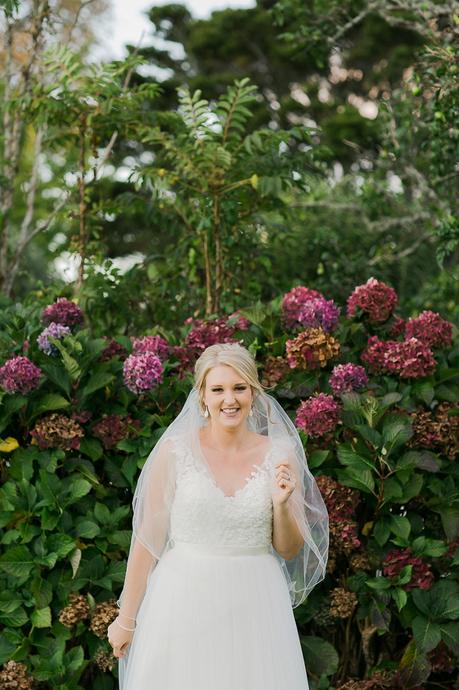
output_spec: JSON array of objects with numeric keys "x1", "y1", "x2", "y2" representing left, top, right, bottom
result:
[{"x1": 196, "y1": 439, "x2": 272, "y2": 500}]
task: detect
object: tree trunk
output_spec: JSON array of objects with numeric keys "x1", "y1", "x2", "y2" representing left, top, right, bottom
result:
[
  {"x1": 203, "y1": 228, "x2": 213, "y2": 316},
  {"x1": 76, "y1": 113, "x2": 87, "y2": 291},
  {"x1": 0, "y1": 0, "x2": 49, "y2": 293},
  {"x1": 213, "y1": 195, "x2": 222, "y2": 314}
]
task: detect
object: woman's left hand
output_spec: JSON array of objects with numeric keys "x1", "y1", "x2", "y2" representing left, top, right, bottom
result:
[{"x1": 272, "y1": 462, "x2": 296, "y2": 506}]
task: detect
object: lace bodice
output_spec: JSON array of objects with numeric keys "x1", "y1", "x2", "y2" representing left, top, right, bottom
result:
[{"x1": 169, "y1": 437, "x2": 274, "y2": 549}]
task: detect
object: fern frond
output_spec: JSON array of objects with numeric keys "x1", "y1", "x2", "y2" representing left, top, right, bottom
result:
[
  {"x1": 216, "y1": 78, "x2": 258, "y2": 146},
  {"x1": 177, "y1": 86, "x2": 210, "y2": 140}
]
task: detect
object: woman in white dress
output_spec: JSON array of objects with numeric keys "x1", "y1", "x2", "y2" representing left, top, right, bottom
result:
[{"x1": 107, "y1": 343, "x2": 328, "y2": 690}]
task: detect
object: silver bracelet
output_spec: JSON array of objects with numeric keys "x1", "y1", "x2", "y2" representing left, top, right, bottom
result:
[
  {"x1": 118, "y1": 613, "x2": 136, "y2": 622},
  {"x1": 115, "y1": 618, "x2": 136, "y2": 632}
]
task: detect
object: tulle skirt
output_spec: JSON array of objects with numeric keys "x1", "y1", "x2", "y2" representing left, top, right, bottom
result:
[{"x1": 119, "y1": 541, "x2": 309, "y2": 690}]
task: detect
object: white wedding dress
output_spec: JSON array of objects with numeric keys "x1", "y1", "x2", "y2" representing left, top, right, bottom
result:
[{"x1": 119, "y1": 436, "x2": 309, "y2": 690}]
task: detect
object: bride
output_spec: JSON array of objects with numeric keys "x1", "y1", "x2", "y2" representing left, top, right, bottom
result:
[{"x1": 108, "y1": 342, "x2": 328, "y2": 689}]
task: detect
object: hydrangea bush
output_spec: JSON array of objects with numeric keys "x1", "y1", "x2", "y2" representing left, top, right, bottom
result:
[{"x1": 0, "y1": 279, "x2": 458, "y2": 690}]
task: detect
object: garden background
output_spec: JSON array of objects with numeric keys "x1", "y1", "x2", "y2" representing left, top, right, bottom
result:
[{"x1": 0, "y1": 0, "x2": 458, "y2": 688}]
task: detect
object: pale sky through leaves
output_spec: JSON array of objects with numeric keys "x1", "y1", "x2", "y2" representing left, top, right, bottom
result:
[{"x1": 97, "y1": 0, "x2": 256, "y2": 59}]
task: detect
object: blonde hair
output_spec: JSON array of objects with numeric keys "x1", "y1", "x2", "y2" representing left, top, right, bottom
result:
[{"x1": 194, "y1": 343, "x2": 264, "y2": 410}]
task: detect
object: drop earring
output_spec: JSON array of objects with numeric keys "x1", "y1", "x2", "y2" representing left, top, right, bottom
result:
[
  {"x1": 249, "y1": 406, "x2": 253, "y2": 417},
  {"x1": 203, "y1": 406, "x2": 209, "y2": 418}
]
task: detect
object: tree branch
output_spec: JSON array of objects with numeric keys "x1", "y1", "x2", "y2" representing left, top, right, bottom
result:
[{"x1": 4, "y1": 127, "x2": 44, "y2": 294}]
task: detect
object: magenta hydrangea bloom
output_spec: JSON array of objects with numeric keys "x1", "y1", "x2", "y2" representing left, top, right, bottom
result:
[
  {"x1": 329, "y1": 363, "x2": 369, "y2": 395},
  {"x1": 37, "y1": 322, "x2": 71, "y2": 356},
  {"x1": 123, "y1": 353, "x2": 164, "y2": 394},
  {"x1": 383, "y1": 548, "x2": 434, "y2": 591},
  {"x1": 0, "y1": 355, "x2": 42, "y2": 394},
  {"x1": 298, "y1": 297, "x2": 341, "y2": 333},
  {"x1": 405, "y1": 310, "x2": 453, "y2": 348},
  {"x1": 185, "y1": 318, "x2": 236, "y2": 351},
  {"x1": 295, "y1": 393, "x2": 341, "y2": 437},
  {"x1": 132, "y1": 335, "x2": 170, "y2": 361},
  {"x1": 282, "y1": 286, "x2": 323, "y2": 329},
  {"x1": 173, "y1": 316, "x2": 242, "y2": 376},
  {"x1": 346, "y1": 277, "x2": 398, "y2": 323},
  {"x1": 42, "y1": 297, "x2": 84, "y2": 328},
  {"x1": 361, "y1": 335, "x2": 436, "y2": 378}
]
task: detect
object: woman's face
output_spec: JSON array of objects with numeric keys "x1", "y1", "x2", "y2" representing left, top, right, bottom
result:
[{"x1": 203, "y1": 365, "x2": 253, "y2": 428}]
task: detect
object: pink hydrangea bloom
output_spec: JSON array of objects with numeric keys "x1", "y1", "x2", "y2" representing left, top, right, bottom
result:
[
  {"x1": 347, "y1": 277, "x2": 398, "y2": 323},
  {"x1": 123, "y1": 353, "x2": 163, "y2": 394},
  {"x1": 297, "y1": 297, "x2": 341, "y2": 333},
  {"x1": 329, "y1": 363, "x2": 368, "y2": 395},
  {"x1": 132, "y1": 335, "x2": 170, "y2": 361},
  {"x1": 0, "y1": 356, "x2": 42, "y2": 394},
  {"x1": 405, "y1": 310, "x2": 453, "y2": 348},
  {"x1": 282, "y1": 286, "x2": 323, "y2": 329},
  {"x1": 295, "y1": 393, "x2": 341, "y2": 437},
  {"x1": 361, "y1": 336, "x2": 436, "y2": 378},
  {"x1": 37, "y1": 322, "x2": 71, "y2": 356},
  {"x1": 42, "y1": 297, "x2": 84, "y2": 328},
  {"x1": 383, "y1": 548, "x2": 434, "y2": 590}
]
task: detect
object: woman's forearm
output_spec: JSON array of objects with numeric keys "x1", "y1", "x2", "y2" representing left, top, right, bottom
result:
[
  {"x1": 118, "y1": 539, "x2": 156, "y2": 621},
  {"x1": 272, "y1": 502, "x2": 304, "y2": 561}
]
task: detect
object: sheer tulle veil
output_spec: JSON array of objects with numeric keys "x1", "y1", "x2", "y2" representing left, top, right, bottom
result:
[{"x1": 118, "y1": 385, "x2": 329, "y2": 611}]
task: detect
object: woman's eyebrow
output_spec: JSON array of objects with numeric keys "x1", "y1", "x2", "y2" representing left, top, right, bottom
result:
[{"x1": 210, "y1": 382, "x2": 247, "y2": 387}]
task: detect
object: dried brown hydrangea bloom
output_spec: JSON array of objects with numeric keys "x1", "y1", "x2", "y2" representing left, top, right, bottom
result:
[
  {"x1": 408, "y1": 402, "x2": 459, "y2": 461},
  {"x1": 94, "y1": 649, "x2": 115, "y2": 673},
  {"x1": 58, "y1": 593, "x2": 90, "y2": 627},
  {"x1": 0, "y1": 661, "x2": 34, "y2": 690},
  {"x1": 260, "y1": 355, "x2": 290, "y2": 389},
  {"x1": 90, "y1": 599, "x2": 118, "y2": 638},
  {"x1": 333, "y1": 671, "x2": 393, "y2": 690},
  {"x1": 329, "y1": 587, "x2": 358, "y2": 619},
  {"x1": 286, "y1": 328, "x2": 340, "y2": 370},
  {"x1": 349, "y1": 552, "x2": 372, "y2": 572},
  {"x1": 30, "y1": 412, "x2": 84, "y2": 450}
]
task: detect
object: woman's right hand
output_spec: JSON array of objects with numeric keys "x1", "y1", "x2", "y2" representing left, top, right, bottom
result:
[{"x1": 107, "y1": 618, "x2": 135, "y2": 659}]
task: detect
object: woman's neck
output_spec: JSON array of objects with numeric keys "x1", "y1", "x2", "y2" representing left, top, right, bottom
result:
[{"x1": 201, "y1": 423, "x2": 251, "y2": 452}]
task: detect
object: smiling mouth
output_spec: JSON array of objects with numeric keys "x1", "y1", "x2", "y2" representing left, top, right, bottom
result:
[{"x1": 221, "y1": 408, "x2": 240, "y2": 415}]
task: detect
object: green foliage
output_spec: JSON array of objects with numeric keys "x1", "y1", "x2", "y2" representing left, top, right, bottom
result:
[
  {"x1": 0, "y1": 0, "x2": 19, "y2": 17},
  {"x1": 138, "y1": 78, "x2": 317, "y2": 314},
  {"x1": 0, "y1": 280, "x2": 458, "y2": 686}
]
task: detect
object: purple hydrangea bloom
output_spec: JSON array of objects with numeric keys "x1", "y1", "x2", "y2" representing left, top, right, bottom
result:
[
  {"x1": 281, "y1": 286, "x2": 323, "y2": 329},
  {"x1": 298, "y1": 297, "x2": 341, "y2": 333},
  {"x1": 329, "y1": 363, "x2": 369, "y2": 395},
  {"x1": 42, "y1": 297, "x2": 84, "y2": 328},
  {"x1": 123, "y1": 353, "x2": 164, "y2": 394},
  {"x1": 0, "y1": 355, "x2": 42, "y2": 394},
  {"x1": 37, "y1": 322, "x2": 72, "y2": 356}
]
